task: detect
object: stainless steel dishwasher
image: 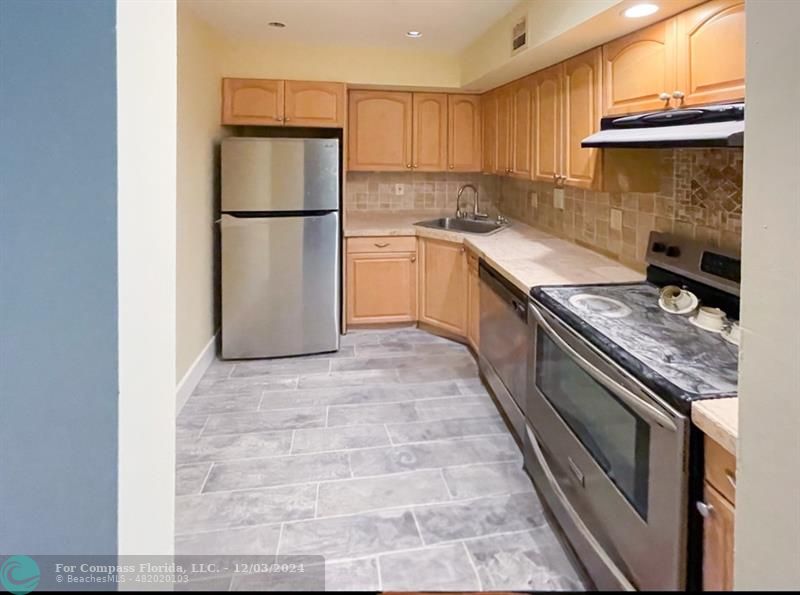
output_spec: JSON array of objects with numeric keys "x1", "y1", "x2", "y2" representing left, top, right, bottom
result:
[{"x1": 478, "y1": 260, "x2": 528, "y2": 440}]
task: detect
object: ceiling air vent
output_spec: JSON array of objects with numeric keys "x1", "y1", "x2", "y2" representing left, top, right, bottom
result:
[{"x1": 511, "y1": 16, "x2": 527, "y2": 55}]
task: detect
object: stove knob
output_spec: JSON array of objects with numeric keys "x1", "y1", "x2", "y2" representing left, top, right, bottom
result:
[
  {"x1": 666, "y1": 245, "x2": 681, "y2": 257},
  {"x1": 652, "y1": 242, "x2": 667, "y2": 253}
]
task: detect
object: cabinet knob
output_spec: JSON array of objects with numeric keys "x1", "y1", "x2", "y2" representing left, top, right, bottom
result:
[
  {"x1": 284, "y1": 116, "x2": 291, "y2": 122},
  {"x1": 696, "y1": 501, "x2": 714, "y2": 518},
  {"x1": 449, "y1": 164, "x2": 454, "y2": 169},
  {"x1": 659, "y1": 92, "x2": 671, "y2": 103},
  {"x1": 672, "y1": 91, "x2": 685, "y2": 99},
  {"x1": 410, "y1": 255, "x2": 416, "y2": 262},
  {"x1": 413, "y1": 163, "x2": 418, "y2": 168},
  {"x1": 406, "y1": 163, "x2": 412, "y2": 168},
  {"x1": 461, "y1": 246, "x2": 466, "y2": 253}
]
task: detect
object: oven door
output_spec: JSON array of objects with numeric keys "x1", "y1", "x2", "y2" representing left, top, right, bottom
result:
[{"x1": 524, "y1": 300, "x2": 688, "y2": 591}]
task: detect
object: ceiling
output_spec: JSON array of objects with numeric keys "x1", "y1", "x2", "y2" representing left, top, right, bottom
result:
[{"x1": 185, "y1": 0, "x2": 519, "y2": 52}]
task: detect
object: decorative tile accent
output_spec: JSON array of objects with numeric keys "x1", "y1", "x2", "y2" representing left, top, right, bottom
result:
[{"x1": 495, "y1": 148, "x2": 743, "y2": 268}]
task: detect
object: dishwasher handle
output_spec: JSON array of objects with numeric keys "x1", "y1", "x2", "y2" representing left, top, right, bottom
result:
[{"x1": 479, "y1": 261, "x2": 529, "y2": 321}]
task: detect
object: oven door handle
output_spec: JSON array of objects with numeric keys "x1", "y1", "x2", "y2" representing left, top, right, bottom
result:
[
  {"x1": 526, "y1": 424, "x2": 636, "y2": 592},
  {"x1": 530, "y1": 303, "x2": 677, "y2": 432}
]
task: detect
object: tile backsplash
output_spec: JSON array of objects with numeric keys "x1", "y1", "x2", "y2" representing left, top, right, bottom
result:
[
  {"x1": 346, "y1": 171, "x2": 500, "y2": 214},
  {"x1": 346, "y1": 149, "x2": 742, "y2": 271},
  {"x1": 495, "y1": 149, "x2": 743, "y2": 269}
]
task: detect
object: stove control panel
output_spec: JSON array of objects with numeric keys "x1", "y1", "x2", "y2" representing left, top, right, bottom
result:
[{"x1": 646, "y1": 231, "x2": 741, "y2": 295}]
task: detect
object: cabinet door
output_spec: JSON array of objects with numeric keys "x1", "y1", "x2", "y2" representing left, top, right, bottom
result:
[
  {"x1": 481, "y1": 92, "x2": 498, "y2": 174},
  {"x1": 448, "y1": 95, "x2": 482, "y2": 172},
  {"x1": 563, "y1": 48, "x2": 603, "y2": 189},
  {"x1": 419, "y1": 238, "x2": 467, "y2": 337},
  {"x1": 346, "y1": 250, "x2": 417, "y2": 324},
  {"x1": 702, "y1": 482, "x2": 735, "y2": 591},
  {"x1": 348, "y1": 91, "x2": 412, "y2": 171},
  {"x1": 284, "y1": 81, "x2": 346, "y2": 127},
  {"x1": 532, "y1": 64, "x2": 563, "y2": 183},
  {"x1": 602, "y1": 19, "x2": 677, "y2": 115},
  {"x1": 495, "y1": 87, "x2": 512, "y2": 175},
  {"x1": 677, "y1": 0, "x2": 745, "y2": 107},
  {"x1": 510, "y1": 78, "x2": 533, "y2": 179},
  {"x1": 467, "y1": 250, "x2": 480, "y2": 351},
  {"x1": 412, "y1": 93, "x2": 448, "y2": 171},
  {"x1": 222, "y1": 78, "x2": 284, "y2": 125}
]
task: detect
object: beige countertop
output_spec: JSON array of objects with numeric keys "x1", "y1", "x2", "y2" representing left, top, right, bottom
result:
[
  {"x1": 692, "y1": 398, "x2": 738, "y2": 455},
  {"x1": 344, "y1": 210, "x2": 644, "y2": 292}
]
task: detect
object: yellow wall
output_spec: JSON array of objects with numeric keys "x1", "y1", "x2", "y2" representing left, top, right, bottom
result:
[
  {"x1": 220, "y1": 40, "x2": 461, "y2": 90},
  {"x1": 176, "y1": 3, "x2": 228, "y2": 382}
]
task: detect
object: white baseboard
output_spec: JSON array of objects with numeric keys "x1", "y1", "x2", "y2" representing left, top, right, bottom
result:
[{"x1": 176, "y1": 332, "x2": 218, "y2": 415}]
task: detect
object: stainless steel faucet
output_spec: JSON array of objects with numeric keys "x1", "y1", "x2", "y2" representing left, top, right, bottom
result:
[{"x1": 456, "y1": 184, "x2": 487, "y2": 219}]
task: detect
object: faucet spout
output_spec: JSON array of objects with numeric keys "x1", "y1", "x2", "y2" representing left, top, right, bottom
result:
[{"x1": 456, "y1": 184, "x2": 486, "y2": 219}]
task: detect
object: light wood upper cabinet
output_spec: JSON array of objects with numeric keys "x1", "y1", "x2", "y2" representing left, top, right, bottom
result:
[
  {"x1": 467, "y1": 250, "x2": 480, "y2": 351},
  {"x1": 676, "y1": 0, "x2": 745, "y2": 107},
  {"x1": 603, "y1": 19, "x2": 677, "y2": 115},
  {"x1": 481, "y1": 92, "x2": 498, "y2": 174},
  {"x1": 563, "y1": 48, "x2": 603, "y2": 189},
  {"x1": 346, "y1": 237, "x2": 417, "y2": 325},
  {"x1": 222, "y1": 78, "x2": 284, "y2": 125},
  {"x1": 348, "y1": 90, "x2": 413, "y2": 171},
  {"x1": 511, "y1": 78, "x2": 533, "y2": 179},
  {"x1": 283, "y1": 80, "x2": 346, "y2": 127},
  {"x1": 495, "y1": 87, "x2": 512, "y2": 175},
  {"x1": 419, "y1": 238, "x2": 467, "y2": 337},
  {"x1": 448, "y1": 95, "x2": 482, "y2": 172},
  {"x1": 702, "y1": 482, "x2": 735, "y2": 591},
  {"x1": 532, "y1": 64, "x2": 563, "y2": 183},
  {"x1": 412, "y1": 93, "x2": 448, "y2": 171}
]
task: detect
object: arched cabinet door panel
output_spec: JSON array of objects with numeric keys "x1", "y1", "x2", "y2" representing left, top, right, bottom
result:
[
  {"x1": 676, "y1": 0, "x2": 745, "y2": 107},
  {"x1": 448, "y1": 95, "x2": 482, "y2": 172},
  {"x1": 222, "y1": 78, "x2": 284, "y2": 125},
  {"x1": 348, "y1": 91, "x2": 413, "y2": 171},
  {"x1": 284, "y1": 81, "x2": 345, "y2": 127}
]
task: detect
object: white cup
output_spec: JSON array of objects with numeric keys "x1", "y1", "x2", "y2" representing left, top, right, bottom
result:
[
  {"x1": 660, "y1": 286, "x2": 695, "y2": 311},
  {"x1": 695, "y1": 306, "x2": 726, "y2": 331}
]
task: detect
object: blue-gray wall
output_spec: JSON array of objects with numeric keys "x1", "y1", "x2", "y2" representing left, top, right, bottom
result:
[{"x1": 0, "y1": 0, "x2": 118, "y2": 554}]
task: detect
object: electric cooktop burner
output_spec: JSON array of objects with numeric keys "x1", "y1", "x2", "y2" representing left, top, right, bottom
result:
[{"x1": 568, "y1": 293, "x2": 633, "y2": 319}]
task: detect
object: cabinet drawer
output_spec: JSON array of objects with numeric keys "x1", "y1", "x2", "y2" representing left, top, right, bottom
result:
[
  {"x1": 347, "y1": 236, "x2": 416, "y2": 254},
  {"x1": 705, "y1": 436, "x2": 736, "y2": 504}
]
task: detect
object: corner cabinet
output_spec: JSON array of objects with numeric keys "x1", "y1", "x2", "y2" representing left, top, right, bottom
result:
[
  {"x1": 345, "y1": 237, "x2": 417, "y2": 325},
  {"x1": 348, "y1": 91, "x2": 413, "y2": 171},
  {"x1": 222, "y1": 78, "x2": 345, "y2": 127},
  {"x1": 412, "y1": 93, "x2": 448, "y2": 172},
  {"x1": 418, "y1": 238, "x2": 468, "y2": 337},
  {"x1": 448, "y1": 95, "x2": 482, "y2": 172}
]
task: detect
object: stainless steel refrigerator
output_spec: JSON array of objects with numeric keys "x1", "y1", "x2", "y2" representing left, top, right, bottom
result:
[{"x1": 220, "y1": 137, "x2": 340, "y2": 359}]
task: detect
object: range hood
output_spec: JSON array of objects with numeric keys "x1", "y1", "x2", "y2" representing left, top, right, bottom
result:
[{"x1": 582, "y1": 103, "x2": 744, "y2": 149}]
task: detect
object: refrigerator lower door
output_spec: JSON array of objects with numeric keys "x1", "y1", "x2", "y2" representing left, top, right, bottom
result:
[{"x1": 221, "y1": 212, "x2": 340, "y2": 359}]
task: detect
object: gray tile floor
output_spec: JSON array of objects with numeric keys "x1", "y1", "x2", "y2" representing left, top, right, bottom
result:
[{"x1": 175, "y1": 327, "x2": 586, "y2": 591}]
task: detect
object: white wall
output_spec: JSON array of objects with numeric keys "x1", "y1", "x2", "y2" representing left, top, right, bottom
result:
[
  {"x1": 117, "y1": 0, "x2": 177, "y2": 554},
  {"x1": 735, "y1": 0, "x2": 800, "y2": 589},
  {"x1": 176, "y1": 3, "x2": 228, "y2": 390}
]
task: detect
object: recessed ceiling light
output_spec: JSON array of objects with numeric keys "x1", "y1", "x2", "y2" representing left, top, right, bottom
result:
[
  {"x1": 406, "y1": 31, "x2": 423, "y2": 38},
  {"x1": 267, "y1": 21, "x2": 286, "y2": 28},
  {"x1": 623, "y1": 3, "x2": 659, "y2": 18}
]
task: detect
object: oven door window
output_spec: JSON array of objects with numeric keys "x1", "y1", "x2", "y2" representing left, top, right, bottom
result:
[{"x1": 536, "y1": 331, "x2": 650, "y2": 518}]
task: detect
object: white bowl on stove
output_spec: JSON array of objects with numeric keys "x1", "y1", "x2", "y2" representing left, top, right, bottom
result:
[{"x1": 689, "y1": 306, "x2": 727, "y2": 333}]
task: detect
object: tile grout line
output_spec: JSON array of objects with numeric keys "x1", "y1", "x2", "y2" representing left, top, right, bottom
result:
[
  {"x1": 383, "y1": 423, "x2": 394, "y2": 446},
  {"x1": 313, "y1": 482, "x2": 321, "y2": 519},
  {"x1": 439, "y1": 467, "x2": 455, "y2": 500},
  {"x1": 275, "y1": 522, "x2": 285, "y2": 556},
  {"x1": 288, "y1": 429, "x2": 296, "y2": 455},
  {"x1": 462, "y1": 540, "x2": 484, "y2": 591},
  {"x1": 410, "y1": 509, "x2": 426, "y2": 547},
  {"x1": 196, "y1": 462, "x2": 215, "y2": 495}
]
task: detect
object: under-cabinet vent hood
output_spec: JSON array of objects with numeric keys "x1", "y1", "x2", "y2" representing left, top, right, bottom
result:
[{"x1": 582, "y1": 103, "x2": 744, "y2": 149}]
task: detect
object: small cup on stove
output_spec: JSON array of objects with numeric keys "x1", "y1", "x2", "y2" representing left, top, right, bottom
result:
[{"x1": 694, "y1": 306, "x2": 727, "y2": 331}]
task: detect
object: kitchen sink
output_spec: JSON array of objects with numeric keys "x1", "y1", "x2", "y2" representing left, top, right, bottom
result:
[{"x1": 415, "y1": 216, "x2": 508, "y2": 235}]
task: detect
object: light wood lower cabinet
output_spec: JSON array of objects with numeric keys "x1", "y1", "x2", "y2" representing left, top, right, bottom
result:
[
  {"x1": 345, "y1": 237, "x2": 417, "y2": 325},
  {"x1": 418, "y1": 238, "x2": 468, "y2": 337},
  {"x1": 467, "y1": 250, "x2": 480, "y2": 350},
  {"x1": 702, "y1": 436, "x2": 737, "y2": 591}
]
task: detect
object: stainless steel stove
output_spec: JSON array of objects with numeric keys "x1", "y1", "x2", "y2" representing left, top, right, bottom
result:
[{"x1": 524, "y1": 232, "x2": 741, "y2": 591}]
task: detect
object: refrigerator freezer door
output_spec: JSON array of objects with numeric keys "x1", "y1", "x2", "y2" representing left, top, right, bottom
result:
[
  {"x1": 221, "y1": 212, "x2": 340, "y2": 359},
  {"x1": 221, "y1": 138, "x2": 339, "y2": 212}
]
